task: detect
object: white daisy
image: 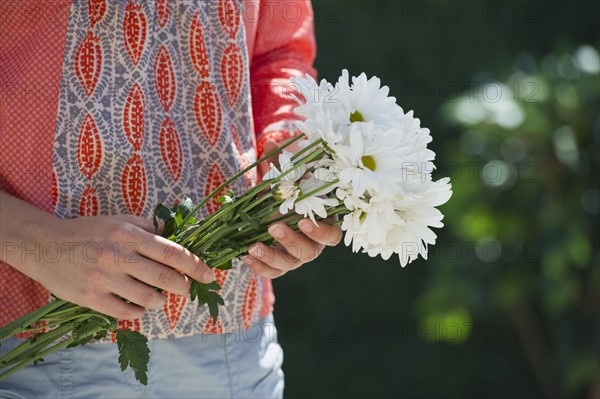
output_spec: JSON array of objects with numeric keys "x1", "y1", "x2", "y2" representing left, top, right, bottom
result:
[
  {"x1": 335, "y1": 122, "x2": 410, "y2": 197},
  {"x1": 333, "y1": 69, "x2": 405, "y2": 128},
  {"x1": 263, "y1": 151, "x2": 307, "y2": 214},
  {"x1": 263, "y1": 151, "x2": 307, "y2": 183},
  {"x1": 389, "y1": 178, "x2": 452, "y2": 266},
  {"x1": 268, "y1": 70, "x2": 453, "y2": 267},
  {"x1": 294, "y1": 107, "x2": 344, "y2": 147},
  {"x1": 291, "y1": 74, "x2": 341, "y2": 119},
  {"x1": 294, "y1": 178, "x2": 338, "y2": 223}
]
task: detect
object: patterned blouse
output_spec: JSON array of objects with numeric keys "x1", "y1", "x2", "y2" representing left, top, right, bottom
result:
[{"x1": 0, "y1": 0, "x2": 316, "y2": 340}]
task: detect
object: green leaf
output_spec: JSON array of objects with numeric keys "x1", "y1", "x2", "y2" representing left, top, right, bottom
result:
[
  {"x1": 154, "y1": 203, "x2": 175, "y2": 221},
  {"x1": 217, "y1": 206, "x2": 235, "y2": 223},
  {"x1": 115, "y1": 330, "x2": 150, "y2": 385},
  {"x1": 67, "y1": 317, "x2": 111, "y2": 348},
  {"x1": 66, "y1": 333, "x2": 94, "y2": 348},
  {"x1": 215, "y1": 191, "x2": 234, "y2": 204},
  {"x1": 176, "y1": 198, "x2": 194, "y2": 219},
  {"x1": 153, "y1": 203, "x2": 175, "y2": 233},
  {"x1": 94, "y1": 329, "x2": 108, "y2": 341},
  {"x1": 196, "y1": 280, "x2": 221, "y2": 291},
  {"x1": 239, "y1": 211, "x2": 260, "y2": 229},
  {"x1": 163, "y1": 218, "x2": 178, "y2": 238},
  {"x1": 190, "y1": 281, "x2": 224, "y2": 324}
]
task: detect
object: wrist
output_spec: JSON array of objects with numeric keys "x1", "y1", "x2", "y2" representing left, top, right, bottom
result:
[{"x1": 0, "y1": 191, "x2": 60, "y2": 280}]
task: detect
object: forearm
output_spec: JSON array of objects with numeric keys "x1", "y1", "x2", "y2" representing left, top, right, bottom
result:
[{"x1": 0, "y1": 190, "x2": 56, "y2": 280}]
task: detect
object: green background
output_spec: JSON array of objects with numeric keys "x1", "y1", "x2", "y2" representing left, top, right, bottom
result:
[{"x1": 273, "y1": 1, "x2": 600, "y2": 398}]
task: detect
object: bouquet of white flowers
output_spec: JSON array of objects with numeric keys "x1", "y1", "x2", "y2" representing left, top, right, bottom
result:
[{"x1": 0, "y1": 71, "x2": 451, "y2": 384}]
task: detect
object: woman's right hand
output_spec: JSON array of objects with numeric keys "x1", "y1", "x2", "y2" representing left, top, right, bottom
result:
[{"x1": 0, "y1": 192, "x2": 214, "y2": 320}]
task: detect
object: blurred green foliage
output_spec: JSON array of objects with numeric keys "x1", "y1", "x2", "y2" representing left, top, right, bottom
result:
[
  {"x1": 439, "y1": 44, "x2": 599, "y2": 398},
  {"x1": 273, "y1": 1, "x2": 599, "y2": 398}
]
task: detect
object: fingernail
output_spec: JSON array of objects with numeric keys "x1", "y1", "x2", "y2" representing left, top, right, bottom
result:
[
  {"x1": 299, "y1": 220, "x2": 314, "y2": 233},
  {"x1": 269, "y1": 225, "x2": 285, "y2": 239},
  {"x1": 203, "y1": 268, "x2": 215, "y2": 282},
  {"x1": 248, "y1": 245, "x2": 261, "y2": 257},
  {"x1": 243, "y1": 256, "x2": 255, "y2": 264}
]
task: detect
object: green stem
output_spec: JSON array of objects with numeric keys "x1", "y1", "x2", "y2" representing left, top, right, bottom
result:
[
  {"x1": 270, "y1": 146, "x2": 326, "y2": 184},
  {"x1": 0, "y1": 339, "x2": 72, "y2": 380},
  {"x1": 290, "y1": 139, "x2": 324, "y2": 162},
  {"x1": 0, "y1": 321, "x2": 106, "y2": 381},
  {"x1": 43, "y1": 312, "x2": 110, "y2": 328},
  {"x1": 179, "y1": 180, "x2": 272, "y2": 247},
  {"x1": 0, "y1": 317, "x2": 89, "y2": 366},
  {"x1": 178, "y1": 134, "x2": 306, "y2": 229},
  {"x1": 193, "y1": 201, "x2": 344, "y2": 269},
  {"x1": 0, "y1": 300, "x2": 68, "y2": 340},
  {"x1": 40, "y1": 305, "x2": 89, "y2": 322},
  {"x1": 201, "y1": 212, "x2": 306, "y2": 268},
  {"x1": 226, "y1": 203, "x2": 282, "y2": 242},
  {"x1": 180, "y1": 139, "x2": 324, "y2": 251},
  {"x1": 1, "y1": 311, "x2": 113, "y2": 370},
  {"x1": 196, "y1": 146, "x2": 321, "y2": 245},
  {"x1": 187, "y1": 222, "x2": 232, "y2": 255},
  {"x1": 239, "y1": 191, "x2": 274, "y2": 215}
]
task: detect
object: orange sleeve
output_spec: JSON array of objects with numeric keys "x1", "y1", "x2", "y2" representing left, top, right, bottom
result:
[{"x1": 248, "y1": 0, "x2": 317, "y2": 155}]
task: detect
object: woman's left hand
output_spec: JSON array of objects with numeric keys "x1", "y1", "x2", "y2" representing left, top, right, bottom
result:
[{"x1": 242, "y1": 139, "x2": 343, "y2": 278}]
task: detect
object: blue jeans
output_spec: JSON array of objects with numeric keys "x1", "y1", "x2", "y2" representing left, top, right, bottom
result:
[{"x1": 0, "y1": 314, "x2": 283, "y2": 398}]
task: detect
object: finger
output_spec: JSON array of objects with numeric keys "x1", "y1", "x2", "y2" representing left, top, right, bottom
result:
[
  {"x1": 242, "y1": 255, "x2": 286, "y2": 279},
  {"x1": 247, "y1": 242, "x2": 303, "y2": 272},
  {"x1": 268, "y1": 223, "x2": 324, "y2": 263},
  {"x1": 262, "y1": 139, "x2": 280, "y2": 160},
  {"x1": 298, "y1": 219, "x2": 343, "y2": 247},
  {"x1": 116, "y1": 214, "x2": 159, "y2": 234},
  {"x1": 125, "y1": 255, "x2": 191, "y2": 298},
  {"x1": 134, "y1": 229, "x2": 215, "y2": 283},
  {"x1": 109, "y1": 275, "x2": 167, "y2": 311},
  {"x1": 85, "y1": 293, "x2": 146, "y2": 320}
]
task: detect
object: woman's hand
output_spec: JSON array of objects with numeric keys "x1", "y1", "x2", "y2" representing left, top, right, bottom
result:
[
  {"x1": 243, "y1": 217, "x2": 342, "y2": 278},
  {"x1": 0, "y1": 192, "x2": 214, "y2": 320},
  {"x1": 242, "y1": 139, "x2": 343, "y2": 278}
]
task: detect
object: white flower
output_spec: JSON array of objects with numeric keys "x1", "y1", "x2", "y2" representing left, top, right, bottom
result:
[
  {"x1": 333, "y1": 69, "x2": 405, "y2": 128},
  {"x1": 389, "y1": 178, "x2": 452, "y2": 266},
  {"x1": 341, "y1": 195, "x2": 401, "y2": 254},
  {"x1": 263, "y1": 151, "x2": 307, "y2": 214},
  {"x1": 295, "y1": 107, "x2": 344, "y2": 147},
  {"x1": 338, "y1": 178, "x2": 452, "y2": 267},
  {"x1": 291, "y1": 74, "x2": 340, "y2": 118},
  {"x1": 341, "y1": 209, "x2": 368, "y2": 252},
  {"x1": 294, "y1": 178, "x2": 338, "y2": 223},
  {"x1": 263, "y1": 151, "x2": 306, "y2": 183},
  {"x1": 335, "y1": 122, "x2": 410, "y2": 197},
  {"x1": 274, "y1": 181, "x2": 301, "y2": 214},
  {"x1": 311, "y1": 158, "x2": 338, "y2": 183},
  {"x1": 283, "y1": 70, "x2": 453, "y2": 267}
]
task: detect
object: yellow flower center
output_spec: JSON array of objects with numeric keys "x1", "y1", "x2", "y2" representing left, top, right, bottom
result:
[
  {"x1": 350, "y1": 110, "x2": 365, "y2": 123},
  {"x1": 275, "y1": 182, "x2": 300, "y2": 201},
  {"x1": 361, "y1": 155, "x2": 376, "y2": 171},
  {"x1": 359, "y1": 211, "x2": 367, "y2": 222}
]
